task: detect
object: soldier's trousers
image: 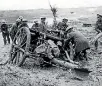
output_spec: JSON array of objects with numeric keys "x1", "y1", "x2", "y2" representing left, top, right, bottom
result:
[{"x1": 2, "y1": 33, "x2": 10, "y2": 45}]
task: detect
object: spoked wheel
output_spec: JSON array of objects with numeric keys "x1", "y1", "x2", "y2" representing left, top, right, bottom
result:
[{"x1": 9, "y1": 27, "x2": 31, "y2": 67}]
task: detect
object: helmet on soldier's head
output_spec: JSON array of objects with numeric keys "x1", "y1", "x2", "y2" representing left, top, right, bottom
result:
[
  {"x1": 41, "y1": 17, "x2": 46, "y2": 20},
  {"x1": 18, "y1": 16, "x2": 23, "y2": 21},
  {"x1": 62, "y1": 18, "x2": 68, "y2": 22},
  {"x1": 19, "y1": 16, "x2": 23, "y2": 19}
]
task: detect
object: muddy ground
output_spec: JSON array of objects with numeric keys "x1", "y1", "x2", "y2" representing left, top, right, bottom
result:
[{"x1": 0, "y1": 26, "x2": 102, "y2": 86}]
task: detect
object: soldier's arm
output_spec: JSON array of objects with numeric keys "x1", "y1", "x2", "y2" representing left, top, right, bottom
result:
[
  {"x1": 95, "y1": 22, "x2": 101, "y2": 33},
  {"x1": 64, "y1": 50, "x2": 74, "y2": 63},
  {"x1": 0, "y1": 25, "x2": 3, "y2": 32},
  {"x1": 6, "y1": 24, "x2": 9, "y2": 32},
  {"x1": 63, "y1": 33, "x2": 72, "y2": 49},
  {"x1": 9, "y1": 24, "x2": 15, "y2": 34}
]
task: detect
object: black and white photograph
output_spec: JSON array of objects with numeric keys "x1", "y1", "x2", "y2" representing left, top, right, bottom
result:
[{"x1": 0, "y1": 0, "x2": 102, "y2": 86}]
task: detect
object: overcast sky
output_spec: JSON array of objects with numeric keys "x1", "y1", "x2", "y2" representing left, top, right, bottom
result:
[{"x1": 0, "y1": 0, "x2": 102, "y2": 10}]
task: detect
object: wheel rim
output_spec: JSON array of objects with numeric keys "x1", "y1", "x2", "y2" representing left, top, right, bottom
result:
[{"x1": 10, "y1": 27, "x2": 31, "y2": 66}]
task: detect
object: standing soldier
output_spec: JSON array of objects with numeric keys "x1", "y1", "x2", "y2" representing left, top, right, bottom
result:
[
  {"x1": 95, "y1": 14, "x2": 102, "y2": 33},
  {"x1": 39, "y1": 17, "x2": 48, "y2": 33},
  {"x1": 1, "y1": 20, "x2": 10, "y2": 45},
  {"x1": 94, "y1": 14, "x2": 102, "y2": 50},
  {"x1": 57, "y1": 18, "x2": 68, "y2": 31},
  {"x1": 31, "y1": 20, "x2": 39, "y2": 29},
  {"x1": 19, "y1": 19, "x2": 29, "y2": 28},
  {"x1": 38, "y1": 17, "x2": 48, "y2": 41},
  {"x1": 57, "y1": 18, "x2": 68, "y2": 38},
  {"x1": 10, "y1": 18, "x2": 21, "y2": 41}
]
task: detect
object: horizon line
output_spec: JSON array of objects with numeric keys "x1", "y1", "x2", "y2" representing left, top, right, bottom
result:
[{"x1": 0, "y1": 5, "x2": 102, "y2": 11}]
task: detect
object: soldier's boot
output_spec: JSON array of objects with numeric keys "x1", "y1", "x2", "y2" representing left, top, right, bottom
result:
[
  {"x1": 2, "y1": 34, "x2": 6, "y2": 45},
  {"x1": 3, "y1": 38, "x2": 6, "y2": 45},
  {"x1": 7, "y1": 34, "x2": 10, "y2": 44},
  {"x1": 8, "y1": 37, "x2": 10, "y2": 44}
]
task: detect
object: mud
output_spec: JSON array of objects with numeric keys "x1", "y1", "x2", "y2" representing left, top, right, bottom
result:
[{"x1": 0, "y1": 26, "x2": 102, "y2": 86}]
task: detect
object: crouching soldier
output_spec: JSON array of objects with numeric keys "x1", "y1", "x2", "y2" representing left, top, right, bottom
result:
[
  {"x1": 1, "y1": 20, "x2": 10, "y2": 45},
  {"x1": 64, "y1": 27, "x2": 90, "y2": 61}
]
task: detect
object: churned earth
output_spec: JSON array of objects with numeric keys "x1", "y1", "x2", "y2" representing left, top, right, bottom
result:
[{"x1": 0, "y1": 26, "x2": 102, "y2": 86}]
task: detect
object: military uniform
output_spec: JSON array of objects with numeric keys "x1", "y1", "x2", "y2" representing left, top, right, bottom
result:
[
  {"x1": 1, "y1": 23, "x2": 10, "y2": 45},
  {"x1": 32, "y1": 22, "x2": 39, "y2": 28},
  {"x1": 57, "y1": 18, "x2": 68, "y2": 38},
  {"x1": 64, "y1": 31, "x2": 90, "y2": 61},
  {"x1": 57, "y1": 22, "x2": 68, "y2": 31},
  {"x1": 10, "y1": 19, "x2": 21, "y2": 41},
  {"x1": 10, "y1": 23, "x2": 20, "y2": 41},
  {"x1": 95, "y1": 14, "x2": 102, "y2": 33},
  {"x1": 38, "y1": 17, "x2": 47, "y2": 34},
  {"x1": 31, "y1": 21, "x2": 40, "y2": 32},
  {"x1": 18, "y1": 19, "x2": 29, "y2": 28},
  {"x1": 94, "y1": 14, "x2": 102, "y2": 50}
]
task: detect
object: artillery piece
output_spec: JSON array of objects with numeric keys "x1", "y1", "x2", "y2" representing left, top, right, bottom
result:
[{"x1": 8, "y1": 26, "x2": 91, "y2": 73}]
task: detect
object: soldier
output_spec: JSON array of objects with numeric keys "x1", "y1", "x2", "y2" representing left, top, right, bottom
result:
[
  {"x1": 10, "y1": 18, "x2": 21, "y2": 41},
  {"x1": 30, "y1": 20, "x2": 41, "y2": 49},
  {"x1": 38, "y1": 17, "x2": 48, "y2": 33},
  {"x1": 1, "y1": 20, "x2": 10, "y2": 45},
  {"x1": 95, "y1": 14, "x2": 102, "y2": 33},
  {"x1": 57, "y1": 18, "x2": 68, "y2": 38},
  {"x1": 57, "y1": 18, "x2": 68, "y2": 31},
  {"x1": 94, "y1": 14, "x2": 102, "y2": 50},
  {"x1": 19, "y1": 19, "x2": 29, "y2": 28},
  {"x1": 64, "y1": 27, "x2": 90, "y2": 61},
  {"x1": 31, "y1": 20, "x2": 39, "y2": 30},
  {"x1": 38, "y1": 17, "x2": 48, "y2": 42}
]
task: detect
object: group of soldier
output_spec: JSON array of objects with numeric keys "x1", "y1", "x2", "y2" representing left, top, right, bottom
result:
[
  {"x1": 1, "y1": 14, "x2": 102, "y2": 66},
  {"x1": 31, "y1": 17, "x2": 90, "y2": 64}
]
